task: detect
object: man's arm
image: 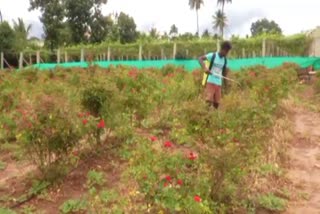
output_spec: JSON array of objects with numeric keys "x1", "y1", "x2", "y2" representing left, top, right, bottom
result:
[{"x1": 198, "y1": 55, "x2": 211, "y2": 74}]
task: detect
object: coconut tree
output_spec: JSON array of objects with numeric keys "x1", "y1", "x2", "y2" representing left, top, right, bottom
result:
[
  {"x1": 217, "y1": 0, "x2": 232, "y2": 14},
  {"x1": 13, "y1": 18, "x2": 32, "y2": 39},
  {"x1": 12, "y1": 18, "x2": 32, "y2": 51},
  {"x1": 189, "y1": 0, "x2": 204, "y2": 36},
  {"x1": 213, "y1": 10, "x2": 227, "y2": 39}
]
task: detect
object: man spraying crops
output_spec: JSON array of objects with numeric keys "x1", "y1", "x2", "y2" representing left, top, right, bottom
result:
[{"x1": 198, "y1": 41, "x2": 232, "y2": 109}]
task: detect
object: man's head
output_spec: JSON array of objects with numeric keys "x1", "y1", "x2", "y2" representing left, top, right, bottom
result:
[{"x1": 219, "y1": 41, "x2": 232, "y2": 57}]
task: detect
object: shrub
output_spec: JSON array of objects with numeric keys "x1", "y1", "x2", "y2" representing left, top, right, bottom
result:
[{"x1": 20, "y1": 95, "x2": 81, "y2": 174}]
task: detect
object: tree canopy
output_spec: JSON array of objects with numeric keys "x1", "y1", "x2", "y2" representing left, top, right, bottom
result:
[{"x1": 251, "y1": 18, "x2": 282, "y2": 37}]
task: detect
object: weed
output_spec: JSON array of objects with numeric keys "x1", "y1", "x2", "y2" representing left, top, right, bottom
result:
[
  {"x1": 258, "y1": 193, "x2": 287, "y2": 211},
  {"x1": 59, "y1": 199, "x2": 87, "y2": 214},
  {"x1": 87, "y1": 170, "x2": 105, "y2": 188},
  {"x1": 0, "y1": 161, "x2": 6, "y2": 171}
]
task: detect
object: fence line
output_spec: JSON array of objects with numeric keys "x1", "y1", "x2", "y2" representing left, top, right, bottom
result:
[{"x1": 0, "y1": 39, "x2": 295, "y2": 69}]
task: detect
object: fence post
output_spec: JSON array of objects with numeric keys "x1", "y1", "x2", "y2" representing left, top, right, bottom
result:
[
  {"x1": 64, "y1": 51, "x2": 68, "y2": 62},
  {"x1": 29, "y1": 54, "x2": 32, "y2": 65},
  {"x1": 161, "y1": 48, "x2": 164, "y2": 60},
  {"x1": 139, "y1": 44, "x2": 142, "y2": 60},
  {"x1": 19, "y1": 52, "x2": 23, "y2": 69},
  {"x1": 57, "y1": 49, "x2": 60, "y2": 64},
  {"x1": 242, "y1": 48, "x2": 246, "y2": 58},
  {"x1": 262, "y1": 38, "x2": 266, "y2": 57},
  {"x1": 81, "y1": 49, "x2": 84, "y2": 62},
  {"x1": 36, "y1": 51, "x2": 40, "y2": 64},
  {"x1": 173, "y1": 43, "x2": 177, "y2": 59},
  {"x1": 0, "y1": 52, "x2": 3, "y2": 70},
  {"x1": 107, "y1": 47, "x2": 110, "y2": 61}
]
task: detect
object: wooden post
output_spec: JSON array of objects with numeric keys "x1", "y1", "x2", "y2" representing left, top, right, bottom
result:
[
  {"x1": 173, "y1": 43, "x2": 177, "y2": 59},
  {"x1": 107, "y1": 47, "x2": 110, "y2": 61},
  {"x1": 262, "y1": 38, "x2": 266, "y2": 57},
  {"x1": 64, "y1": 51, "x2": 68, "y2": 62},
  {"x1": 29, "y1": 54, "x2": 32, "y2": 65},
  {"x1": 161, "y1": 48, "x2": 164, "y2": 60},
  {"x1": 139, "y1": 44, "x2": 142, "y2": 60},
  {"x1": 80, "y1": 49, "x2": 84, "y2": 62},
  {"x1": 0, "y1": 52, "x2": 3, "y2": 70},
  {"x1": 242, "y1": 48, "x2": 246, "y2": 58},
  {"x1": 57, "y1": 49, "x2": 60, "y2": 64},
  {"x1": 19, "y1": 52, "x2": 23, "y2": 69},
  {"x1": 36, "y1": 51, "x2": 40, "y2": 64}
]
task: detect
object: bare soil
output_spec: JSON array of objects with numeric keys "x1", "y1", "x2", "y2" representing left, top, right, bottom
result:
[{"x1": 285, "y1": 107, "x2": 320, "y2": 213}]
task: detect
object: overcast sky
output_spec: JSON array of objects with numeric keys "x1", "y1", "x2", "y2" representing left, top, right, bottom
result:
[{"x1": 1, "y1": 0, "x2": 319, "y2": 38}]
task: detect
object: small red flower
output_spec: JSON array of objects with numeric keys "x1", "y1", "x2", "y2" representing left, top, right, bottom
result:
[
  {"x1": 165, "y1": 175, "x2": 172, "y2": 182},
  {"x1": 194, "y1": 195, "x2": 202, "y2": 202},
  {"x1": 150, "y1": 136, "x2": 158, "y2": 142},
  {"x1": 164, "y1": 141, "x2": 173, "y2": 148},
  {"x1": 188, "y1": 152, "x2": 198, "y2": 160},
  {"x1": 97, "y1": 119, "x2": 105, "y2": 129},
  {"x1": 86, "y1": 112, "x2": 90, "y2": 117},
  {"x1": 82, "y1": 119, "x2": 88, "y2": 125},
  {"x1": 78, "y1": 113, "x2": 85, "y2": 118},
  {"x1": 164, "y1": 182, "x2": 169, "y2": 187},
  {"x1": 177, "y1": 179, "x2": 183, "y2": 186}
]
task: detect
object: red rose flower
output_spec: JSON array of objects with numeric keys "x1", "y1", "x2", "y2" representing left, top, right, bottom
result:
[
  {"x1": 194, "y1": 195, "x2": 202, "y2": 202},
  {"x1": 97, "y1": 119, "x2": 105, "y2": 129},
  {"x1": 82, "y1": 119, "x2": 88, "y2": 125},
  {"x1": 164, "y1": 141, "x2": 173, "y2": 148},
  {"x1": 150, "y1": 136, "x2": 158, "y2": 142},
  {"x1": 188, "y1": 152, "x2": 198, "y2": 160},
  {"x1": 177, "y1": 179, "x2": 183, "y2": 186}
]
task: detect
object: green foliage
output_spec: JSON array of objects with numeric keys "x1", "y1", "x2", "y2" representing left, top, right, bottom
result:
[
  {"x1": 251, "y1": 18, "x2": 282, "y2": 37},
  {"x1": 117, "y1": 12, "x2": 138, "y2": 44},
  {"x1": 258, "y1": 193, "x2": 287, "y2": 211},
  {"x1": 87, "y1": 170, "x2": 105, "y2": 188},
  {"x1": 0, "y1": 161, "x2": 7, "y2": 171},
  {"x1": 12, "y1": 18, "x2": 32, "y2": 51},
  {"x1": 29, "y1": 0, "x2": 66, "y2": 50},
  {"x1": 81, "y1": 84, "x2": 110, "y2": 117},
  {"x1": 0, "y1": 21, "x2": 15, "y2": 51},
  {"x1": 59, "y1": 199, "x2": 87, "y2": 214},
  {"x1": 0, "y1": 208, "x2": 16, "y2": 214},
  {"x1": 65, "y1": 0, "x2": 107, "y2": 44}
]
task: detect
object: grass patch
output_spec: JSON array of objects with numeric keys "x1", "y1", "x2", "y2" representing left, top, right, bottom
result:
[{"x1": 258, "y1": 193, "x2": 287, "y2": 212}]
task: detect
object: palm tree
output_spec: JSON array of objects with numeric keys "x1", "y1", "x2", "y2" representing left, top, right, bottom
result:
[
  {"x1": 217, "y1": 0, "x2": 232, "y2": 14},
  {"x1": 189, "y1": 0, "x2": 204, "y2": 36},
  {"x1": 13, "y1": 18, "x2": 32, "y2": 39},
  {"x1": 213, "y1": 10, "x2": 227, "y2": 39}
]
